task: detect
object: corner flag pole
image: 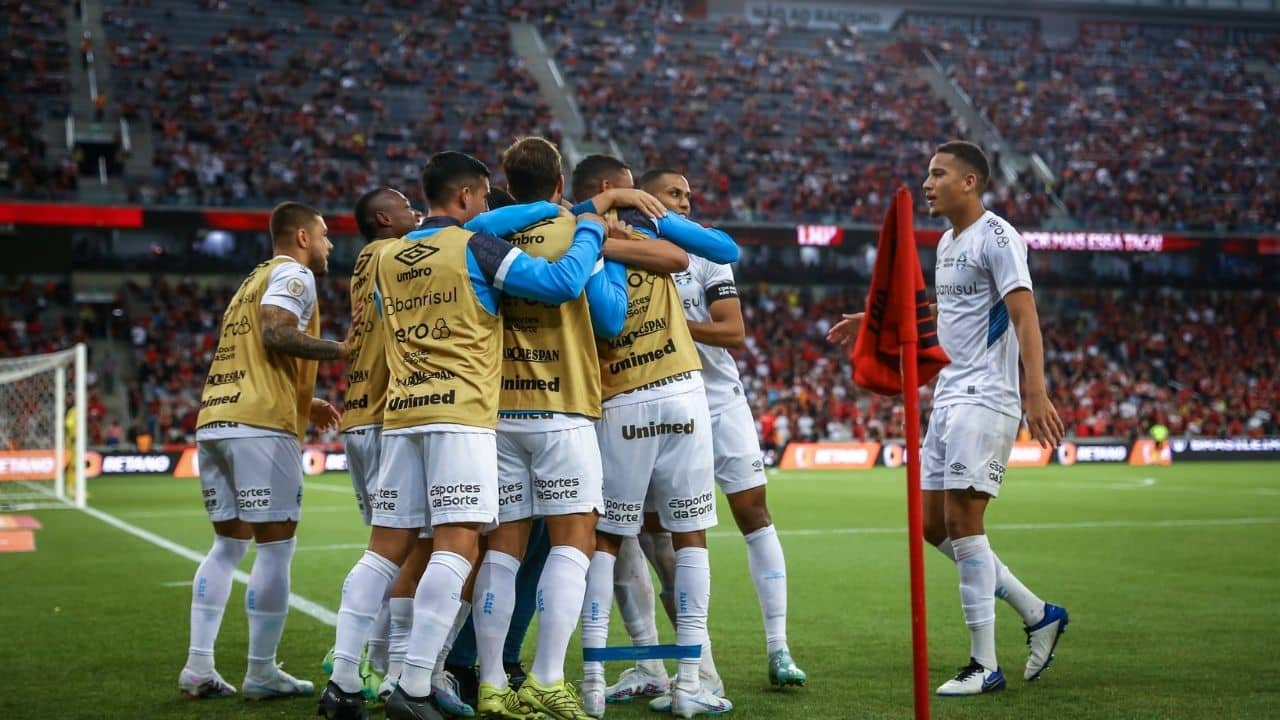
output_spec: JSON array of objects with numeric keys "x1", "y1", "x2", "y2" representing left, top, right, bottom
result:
[{"x1": 893, "y1": 188, "x2": 930, "y2": 720}]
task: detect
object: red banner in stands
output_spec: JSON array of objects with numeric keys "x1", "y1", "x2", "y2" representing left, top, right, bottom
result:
[{"x1": 0, "y1": 202, "x2": 143, "y2": 229}]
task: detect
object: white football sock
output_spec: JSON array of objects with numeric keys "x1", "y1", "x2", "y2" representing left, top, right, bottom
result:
[
  {"x1": 614, "y1": 536, "x2": 664, "y2": 677},
  {"x1": 474, "y1": 550, "x2": 520, "y2": 688},
  {"x1": 581, "y1": 551, "x2": 617, "y2": 683},
  {"x1": 953, "y1": 534, "x2": 997, "y2": 671},
  {"x1": 333, "y1": 551, "x2": 399, "y2": 693},
  {"x1": 399, "y1": 551, "x2": 471, "y2": 698},
  {"x1": 367, "y1": 600, "x2": 391, "y2": 674},
  {"x1": 992, "y1": 552, "x2": 1046, "y2": 626},
  {"x1": 386, "y1": 596, "x2": 414, "y2": 683},
  {"x1": 532, "y1": 546, "x2": 590, "y2": 684},
  {"x1": 638, "y1": 531, "x2": 678, "y2": 626},
  {"x1": 245, "y1": 537, "x2": 296, "y2": 680},
  {"x1": 673, "y1": 547, "x2": 710, "y2": 694},
  {"x1": 744, "y1": 524, "x2": 789, "y2": 655},
  {"x1": 435, "y1": 599, "x2": 472, "y2": 674},
  {"x1": 186, "y1": 535, "x2": 250, "y2": 674},
  {"x1": 939, "y1": 537, "x2": 1045, "y2": 626}
]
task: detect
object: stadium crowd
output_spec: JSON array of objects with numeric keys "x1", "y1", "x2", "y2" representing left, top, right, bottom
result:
[
  {"x1": 77, "y1": 1, "x2": 1279, "y2": 233},
  {"x1": 5, "y1": 274, "x2": 1269, "y2": 452},
  {"x1": 0, "y1": 0, "x2": 75, "y2": 201}
]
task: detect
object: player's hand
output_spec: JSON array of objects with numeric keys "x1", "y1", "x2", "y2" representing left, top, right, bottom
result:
[
  {"x1": 1024, "y1": 391, "x2": 1065, "y2": 449},
  {"x1": 593, "y1": 188, "x2": 665, "y2": 219},
  {"x1": 557, "y1": 201, "x2": 575, "y2": 218},
  {"x1": 310, "y1": 398, "x2": 341, "y2": 432},
  {"x1": 604, "y1": 216, "x2": 633, "y2": 240},
  {"x1": 826, "y1": 312, "x2": 864, "y2": 346},
  {"x1": 338, "y1": 301, "x2": 365, "y2": 360}
]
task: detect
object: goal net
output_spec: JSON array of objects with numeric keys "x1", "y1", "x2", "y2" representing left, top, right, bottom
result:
[{"x1": 0, "y1": 344, "x2": 87, "y2": 510}]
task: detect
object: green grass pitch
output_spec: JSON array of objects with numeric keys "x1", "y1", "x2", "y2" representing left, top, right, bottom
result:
[{"x1": 3, "y1": 461, "x2": 1278, "y2": 719}]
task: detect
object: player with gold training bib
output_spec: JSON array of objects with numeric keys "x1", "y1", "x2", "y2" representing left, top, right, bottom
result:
[
  {"x1": 569, "y1": 155, "x2": 740, "y2": 719},
  {"x1": 320, "y1": 151, "x2": 606, "y2": 720},
  {"x1": 181, "y1": 202, "x2": 358, "y2": 702}
]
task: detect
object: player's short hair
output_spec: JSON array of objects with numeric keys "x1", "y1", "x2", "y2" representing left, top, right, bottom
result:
[
  {"x1": 637, "y1": 168, "x2": 684, "y2": 191},
  {"x1": 421, "y1": 151, "x2": 491, "y2": 208},
  {"x1": 353, "y1": 187, "x2": 394, "y2": 241},
  {"x1": 269, "y1": 201, "x2": 322, "y2": 242},
  {"x1": 936, "y1": 140, "x2": 990, "y2": 188},
  {"x1": 571, "y1": 154, "x2": 630, "y2": 202},
  {"x1": 502, "y1": 137, "x2": 562, "y2": 203},
  {"x1": 487, "y1": 187, "x2": 517, "y2": 210}
]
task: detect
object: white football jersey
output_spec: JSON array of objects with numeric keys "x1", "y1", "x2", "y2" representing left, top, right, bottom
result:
[
  {"x1": 673, "y1": 256, "x2": 746, "y2": 415},
  {"x1": 932, "y1": 211, "x2": 1032, "y2": 419}
]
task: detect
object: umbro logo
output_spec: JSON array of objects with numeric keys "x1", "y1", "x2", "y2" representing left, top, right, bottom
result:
[
  {"x1": 949, "y1": 462, "x2": 967, "y2": 474},
  {"x1": 393, "y1": 243, "x2": 439, "y2": 266}
]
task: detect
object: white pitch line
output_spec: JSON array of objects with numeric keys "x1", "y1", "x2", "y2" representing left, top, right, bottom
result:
[
  {"x1": 118, "y1": 506, "x2": 356, "y2": 519},
  {"x1": 75, "y1": 502, "x2": 338, "y2": 625}
]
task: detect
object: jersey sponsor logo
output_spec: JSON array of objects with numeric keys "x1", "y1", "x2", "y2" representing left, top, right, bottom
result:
[
  {"x1": 935, "y1": 282, "x2": 979, "y2": 297},
  {"x1": 393, "y1": 318, "x2": 452, "y2": 343},
  {"x1": 430, "y1": 482, "x2": 482, "y2": 508},
  {"x1": 682, "y1": 296, "x2": 702, "y2": 310},
  {"x1": 403, "y1": 349, "x2": 432, "y2": 364},
  {"x1": 343, "y1": 394, "x2": 369, "y2": 411},
  {"x1": 200, "y1": 392, "x2": 242, "y2": 409},
  {"x1": 620, "y1": 418, "x2": 695, "y2": 440},
  {"x1": 369, "y1": 487, "x2": 398, "y2": 513},
  {"x1": 393, "y1": 243, "x2": 439, "y2": 266},
  {"x1": 499, "y1": 481, "x2": 525, "y2": 507},
  {"x1": 668, "y1": 489, "x2": 715, "y2": 520},
  {"x1": 607, "y1": 337, "x2": 677, "y2": 375},
  {"x1": 987, "y1": 459, "x2": 1006, "y2": 484},
  {"x1": 605, "y1": 318, "x2": 668, "y2": 351},
  {"x1": 509, "y1": 232, "x2": 545, "y2": 245},
  {"x1": 352, "y1": 250, "x2": 373, "y2": 278},
  {"x1": 236, "y1": 486, "x2": 273, "y2": 510},
  {"x1": 383, "y1": 290, "x2": 457, "y2": 314},
  {"x1": 348, "y1": 369, "x2": 370, "y2": 384},
  {"x1": 386, "y1": 389, "x2": 457, "y2": 411},
  {"x1": 627, "y1": 271, "x2": 658, "y2": 288},
  {"x1": 626, "y1": 370, "x2": 695, "y2": 394},
  {"x1": 205, "y1": 369, "x2": 246, "y2": 386},
  {"x1": 500, "y1": 375, "x2": 561, "y2": 392},
  {"x1": 535, "y1": 476, "x2": 580, "y2": 501},
  {"x1": 987, "y1": 216, "x2": 1010, "y2": 247},
  {"x1": 222, "y1": 315, "x2": 252, "y2": 337},
  {"x1": 938, "y1": 253, "x2": 970, "y2": 270},
  {"x1": 625, "y1": 294, "x2": 651, "y2": 318},
  {"x1": 604, "y1": 497, "x2": 642, "y2": 526},
  {"x1": 397, "y1": 369, "x2": 457, "y2": 387},
  {"x1": 213, "y1": 345, "x2": 236, "y2": 362},
  {"x1": 502, "y1": 347, "x2": 561, "y2": 363},
  {"x1": 949, "y1": 462, "x2": 967, "y2": 474}
]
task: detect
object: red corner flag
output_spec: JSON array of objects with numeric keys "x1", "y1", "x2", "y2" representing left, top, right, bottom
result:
[
  {"x1": 852, "y1": 187, "x2": 949, "y2": 395},
  {"x1": 851, "y1": 187, "x2": 947, "y2": 720}
]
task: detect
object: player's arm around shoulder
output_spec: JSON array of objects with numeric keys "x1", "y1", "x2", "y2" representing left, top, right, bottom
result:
[
  {"x1": 465, "y1": 201, "x2": 560, "y2": 237},
  {"x1": 585, "y1": 259, "x2": 629, "y2": 339},
  {"x1": 652, "y1": 211, "x2": 740, "y2": 264},
  {"x1": 466, "y1": 216, "x2": 605, "y2": 306}
]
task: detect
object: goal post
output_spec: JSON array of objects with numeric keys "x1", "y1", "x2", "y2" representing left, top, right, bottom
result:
[{"x1": 0, "y1": 343, "x2": 88, "y2": 509}]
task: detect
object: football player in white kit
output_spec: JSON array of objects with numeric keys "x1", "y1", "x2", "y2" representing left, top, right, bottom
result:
[
  {"x1": 603, "y1": 170, "x2": 806, "y2": 709},
  {"x1": 829, "y1": 141, "x2": 1069, "y2": 696}
]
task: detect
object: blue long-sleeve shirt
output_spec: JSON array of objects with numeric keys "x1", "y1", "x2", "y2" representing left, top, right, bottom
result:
[
  {"x1": 568, "y1": 202, "x2": 740, "y2": 264},
  {"x1": 397, "y1": 212, "x2": 604, "y2": 315},
  {"x1": 585, "y1": 259, "x2": 628, "y2": 338}
]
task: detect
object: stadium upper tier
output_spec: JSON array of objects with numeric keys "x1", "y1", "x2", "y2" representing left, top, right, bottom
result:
[{"x1": 2, "y1": 0, "x2": 1276, "y2": 232}]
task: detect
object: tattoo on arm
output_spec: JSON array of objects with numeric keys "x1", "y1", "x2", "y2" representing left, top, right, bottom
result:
[{"x1": 259, "y1": 305, "x2": 340, "y2": 360}]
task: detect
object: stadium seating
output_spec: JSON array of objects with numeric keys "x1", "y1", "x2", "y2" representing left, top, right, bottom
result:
[
  {"x1": 0, "y1": 0, "x2": 75, "y2": 201},
  {"x1": 924, "y1": 27, "x2": 1280, "y2": 231},
  {"x1": 102, "y1": 0, "x2": 560, "y2": 208}
]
